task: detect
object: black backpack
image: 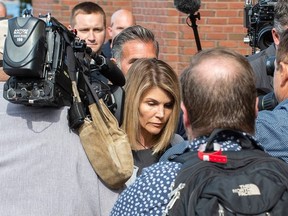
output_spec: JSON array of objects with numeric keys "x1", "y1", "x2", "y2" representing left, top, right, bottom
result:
[{"x1": 162, "y1": 129, "x2": 288, "y2": 216}]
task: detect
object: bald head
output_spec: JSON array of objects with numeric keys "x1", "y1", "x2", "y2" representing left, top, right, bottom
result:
[
  {"x1": 193, "y1": 56, "x2": 242, "y2": 85},
  {"x1": 181, "y1": 48, "x2": 257, "y2": 137},
  {"x1": 108, "y1": 9, "x2": 135, "y2": 41},
  {"x1": 111, "y1": 9, "x2": 134, "y2": 21},
  {"x1": 0, "y1": 2, "x2": 7, "y2": 17}
]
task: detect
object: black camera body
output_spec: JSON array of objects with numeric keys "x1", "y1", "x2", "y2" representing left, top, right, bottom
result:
[
  {"x1": 244, "y1": 0, "x2": 277, "y2": 54},
  {"x1": 2, "y1": 12, "x2": 125, "y2": 124},
  {"x1": 256, "y1": 55, "x2": 278, "y2": 111},
  {"x1": 3, "y1": 14, "x2": 73, "y2": 107}
]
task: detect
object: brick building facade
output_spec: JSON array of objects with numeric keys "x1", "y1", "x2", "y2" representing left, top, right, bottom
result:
[{"x1": 1, "y1": 0, "x2": 255, "y2": 81}]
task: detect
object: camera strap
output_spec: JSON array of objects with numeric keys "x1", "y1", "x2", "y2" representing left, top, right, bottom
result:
[
  {"x1": 65, "y1": 43, "x2": 108, "y2": 129},
  {"x1": 67, "y1": 56, "x2": 133, "y2": 189},
  {"x1": 81, "y1": 72, "x2": 108, "y2": 125}
]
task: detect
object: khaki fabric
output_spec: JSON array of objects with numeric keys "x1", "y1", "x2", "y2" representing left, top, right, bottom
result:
[{"x1": 79, "y1": 100, "x2": 133, "y2": 190}]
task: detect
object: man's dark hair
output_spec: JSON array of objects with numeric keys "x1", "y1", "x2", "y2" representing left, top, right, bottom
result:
[
  {"x1": 111, "y1": 25, "x2": 159, "y2": 62},
  {"x1": 70, "y1": 1, "x2": 106, "y2": 27},
  {"x1": 273, "y1": 0, "x2": 288, "y2": 37}
]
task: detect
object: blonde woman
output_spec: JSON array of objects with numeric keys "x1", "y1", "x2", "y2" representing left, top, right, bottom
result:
[{"x1": 122, "y1": 58, "x2": 182, "y2": 180}]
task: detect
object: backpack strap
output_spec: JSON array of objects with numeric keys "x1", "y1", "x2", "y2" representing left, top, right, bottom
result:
[
  {"x1": 160, "y1": 129, "x2": 263, "y2": 165},
  {"x1": 204, "y1": 128, "x2": 262, "y2": 152},
  {"x1": 198, "y1": 128, "x2": 263, "y2": 164},
  {"x1": 159, "y1": 140, "x2": 190, "y2": 162}
]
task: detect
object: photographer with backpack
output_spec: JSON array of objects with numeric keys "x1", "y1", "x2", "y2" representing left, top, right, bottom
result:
[{"x1": 110, "y1": 47, "x2": 288, "y2": 216}]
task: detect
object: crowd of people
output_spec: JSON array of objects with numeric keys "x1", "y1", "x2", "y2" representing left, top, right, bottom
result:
[
  {"x1": 111, "y1": 45, "x2": 259, "y2": 216},
  {"x1": 1, "y1": 0, "x2": 288, "y2": 215}
]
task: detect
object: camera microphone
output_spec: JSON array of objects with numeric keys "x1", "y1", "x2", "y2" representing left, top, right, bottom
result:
[
  {"x1": 91, "y1": 53, "x2": 126, "y2": 87},
  {"x1": 174, "y1": 0, "x2": 201, "y2": 14}
]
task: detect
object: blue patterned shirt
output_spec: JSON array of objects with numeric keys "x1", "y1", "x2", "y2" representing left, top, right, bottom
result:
[
  {"x1": 110, "y1": 134, "x2": 249, "y2": 216},
  {"x1": 256, "y1": 99, "x2": 288, "y2": 163}
]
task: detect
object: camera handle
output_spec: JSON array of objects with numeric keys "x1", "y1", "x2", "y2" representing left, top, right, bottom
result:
[{"x1": 186, "y1": 12, "x2": 202, "y2": 52}]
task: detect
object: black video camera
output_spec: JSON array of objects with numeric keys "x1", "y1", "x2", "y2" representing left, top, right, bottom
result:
[
  {"x1": 244, "y1": 0, "x2": 277, "y2": 54},
  {"x1": 257, "y1": 55, "x2": 278, "y2": 111},
  {"x1": 2, "y1": 11, "x2": 124, "y2": 124},
  {"x1": 3, "y1": 12, "x2": 74, "y2": 107}
]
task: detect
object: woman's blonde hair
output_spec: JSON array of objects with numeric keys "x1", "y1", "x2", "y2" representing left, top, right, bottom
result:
[{"x1": 122, "y1": 58, "x2": 181, "y2": 154}]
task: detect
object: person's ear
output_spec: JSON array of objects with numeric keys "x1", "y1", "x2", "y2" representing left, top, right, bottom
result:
[
  {"x1": 255, "y1": 96, "x2": 259, "y2": 117},
  {"x1": 107, "y1": 26, "x2": 113, "y2": 38},
  {"x1": 110, "y1": 58, "x2": 122, "y2": 71},
  {"x1": 181, "y1": 102, "x2": 193, "y2": 139},
  {"x1": 181, "y1": 102, "x2": 189, "y2": 126},
  {"x1": 272, "y1": 28, "x2": 280, "y2": 46},
  {"x1": 110, "y1": 58, "x2": 117, "y2": 65},
  {"x1": 68, "y1": 25, "x2": 73, "y2": 31},
  {"x1": 279, "y1": 62, "x2": 288, "y2": 87}
]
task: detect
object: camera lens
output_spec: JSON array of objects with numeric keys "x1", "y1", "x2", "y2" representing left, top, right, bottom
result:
[
  {"x1": 257, "y1": 25, "x2": 273, "y2": 50},
  {"x1": 258, "y1": 92, "x2": 278, "y2": 111}
]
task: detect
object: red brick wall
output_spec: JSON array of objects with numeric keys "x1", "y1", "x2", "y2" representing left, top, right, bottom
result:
[{"x1": 0, "y1": 0, "x2": 253, "y2": 81}]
